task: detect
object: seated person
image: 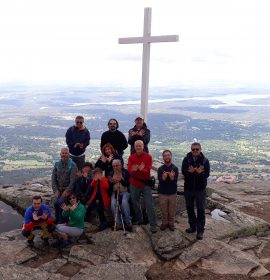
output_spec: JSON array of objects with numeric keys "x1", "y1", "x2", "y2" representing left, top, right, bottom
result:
[
  {"x1": 54, "y1": 193, "x2": 86, "y2": 248},
  {"x1": 95, "y1": 143, "x2": 123, "y2": 177},
  {"x1": 86, "y1": 168, "x2": 110, "y2": 231},
  {"x1": 108, "y1": 159, "x2": 132, "y2": 231},
  {"x1": 73, "y1": 162, "x2": 93, "y2": 205},
  {"x1": 22, "y1": 195, "x2": 55, "y2": 246}
]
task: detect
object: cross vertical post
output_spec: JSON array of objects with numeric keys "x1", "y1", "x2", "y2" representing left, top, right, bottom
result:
[{"x1": 119, "y1": 7, "x2": 179, "y2": 123}]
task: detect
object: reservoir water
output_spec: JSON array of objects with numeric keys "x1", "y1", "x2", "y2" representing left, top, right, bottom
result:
[{"x1": 0, "y1": 200, "x2": 23, "y2": 233}]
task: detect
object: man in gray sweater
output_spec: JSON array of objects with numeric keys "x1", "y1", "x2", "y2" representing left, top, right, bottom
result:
[{"x1": 52, "y1": 147, "x2": 78, "y2": 223}]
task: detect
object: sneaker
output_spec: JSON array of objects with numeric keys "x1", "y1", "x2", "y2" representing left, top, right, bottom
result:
[
  {"x1": 160, "y1": 224, "x2": 168, "y2": 231},
  {"x1": 196, "y1": 232, "x2": 204, "y2": 240},
  {"x1": 126, "y1": 224, "x2": 133, "y2": 232},
  {"x1": 168, "y1": 225, "x2": 175, "y2": 231},
  {"x1": 150, "y1": 225, "x2": 158, "y2": 233},
  {"x1": 185, "y1": 227, "x2": 196, "y2": 234}
]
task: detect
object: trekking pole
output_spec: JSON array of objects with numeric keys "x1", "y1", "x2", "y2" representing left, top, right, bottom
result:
[
  {"x1": 114, "y1": 184, "x2": 120, "y2": 232},
  {"x1": 118, "y1": 203, "x2": 127, "y2": 236}
]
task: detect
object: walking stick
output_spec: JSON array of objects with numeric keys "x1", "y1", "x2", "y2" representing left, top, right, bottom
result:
[
  {"x1": 118, "y1": 201, "x2": 127, "y2": 236},
  {"x1": 114, "y1": 183, "x2": 120, "y2": 232}
]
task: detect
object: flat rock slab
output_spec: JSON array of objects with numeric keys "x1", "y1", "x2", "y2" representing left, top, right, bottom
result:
[
  {"x1": 0, "y1": 239, "x2": 37, "y2": 265},
  {"x1": 71, "y1": 263, "x2": 148, "y2": 280},
  {"x1": 69, "y1": 227, "x2": 157, "y2": 267},
  {"x1": 0, "y1": 264, "x2": 69, "y2": 280},
  {"x1": 0, "y1": 180, "x2": 53, "y2": 211}
]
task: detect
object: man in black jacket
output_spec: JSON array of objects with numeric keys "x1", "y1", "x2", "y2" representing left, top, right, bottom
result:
[
  {"x1": 100, "y1": 118, "x2": 128, "y2": 157},
  {"x1": 181, "y1": 142, "x2": 210, "y2": 240}
]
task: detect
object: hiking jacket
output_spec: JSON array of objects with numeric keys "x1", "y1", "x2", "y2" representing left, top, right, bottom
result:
[
  {"x1": 65, "y1": 126, "x2": 90, "y2": 156},
  {"x1": 62, "y1": 201, "x2": 86, "y2": 229},
  {"x1": 51, "y1": 159, "x2": 78, "y2": 193},
  {"x1": 181, "y1": 152, "x2": 210, "y2": 191},
  {"x1": 88, "y1": 177, "x2": 110, "y2": 208},
  {"x1": 128, "y1": 123, "x2": 150, "y2": 154}
]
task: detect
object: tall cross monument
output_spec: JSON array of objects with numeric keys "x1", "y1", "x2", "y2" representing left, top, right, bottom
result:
[{"x1": 119, "y1": 7, "x2": 179, "y2": 123}]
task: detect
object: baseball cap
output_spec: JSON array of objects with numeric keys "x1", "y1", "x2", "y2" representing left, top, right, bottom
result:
[{"x1": 135, "y1": 114, "x2": 144, "y2": 121}]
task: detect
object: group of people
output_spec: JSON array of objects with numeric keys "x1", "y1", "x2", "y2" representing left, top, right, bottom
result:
[{"x1": 21, "y1": 114, "x2": 210, "y2": 248}]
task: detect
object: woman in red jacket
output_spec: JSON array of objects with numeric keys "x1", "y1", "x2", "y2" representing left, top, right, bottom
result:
[{"x1": 86, "y1": 168, "x2": 110, "y2": 231}]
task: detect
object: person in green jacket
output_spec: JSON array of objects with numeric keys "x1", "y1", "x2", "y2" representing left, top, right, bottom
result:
[{"x1": 54, "y1": 192, "x2": 86, "y2": 248}]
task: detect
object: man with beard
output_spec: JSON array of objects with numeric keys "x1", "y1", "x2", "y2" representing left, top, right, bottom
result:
[
  {"x1": 100, "y1": 118, "x2": 128, "y2": 157},
  {"x1": 182, "y1": 142, "x2": 210, "y2": 240},
  {"x1": 157, "y1": 150, "x2": 179, "y2": 231}
]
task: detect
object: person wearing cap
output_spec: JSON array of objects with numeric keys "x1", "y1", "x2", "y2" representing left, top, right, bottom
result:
[
  {"x1": 100, "y1": 118, "x2": 128, "y2": 157},
  {"x1": 128, "y1": 114, "x2": 150, "y2": 154},
  {"x1": 65, "y1": 116, "x2": 90, "y2": 170}
]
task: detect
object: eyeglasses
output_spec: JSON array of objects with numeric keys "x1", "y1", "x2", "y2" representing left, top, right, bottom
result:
[
  {"x1": 76, "y1": 121, "x2": 83, "y2": 124},
  {"x1": 192, "y1": 148, "x2": 200, "y2": 151}
]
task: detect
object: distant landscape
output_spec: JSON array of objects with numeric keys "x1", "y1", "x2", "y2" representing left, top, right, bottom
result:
[{"x1": 1, "y1": 85, "x2": 270, "y2": 185}]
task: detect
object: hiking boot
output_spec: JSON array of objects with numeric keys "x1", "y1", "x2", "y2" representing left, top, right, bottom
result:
[
  {"x1": 27, "y1": 239, "x2": 34, "y2": 247},
  {"x1": 168, "y1": 224, "x2": 175, "y2": 231},
  {"x1": 196, "y1": 232, "x2": 204, "y2": 240},
  {"x1": 99, "y1": 222, "x2": 108, "y2": 231},
  {"x1": 185, "y1": 227, "x2": 196, "y2": 234},
  {"x1": 150, "y1": 225, "x2": 158, "y2": 233},
  {"x1": 41, "y1": 237, "x2": 49, "y2": 246},
  {"x1": 126, "y1": 224, "x2": 133, "y2": 232},
  {"x1": 160, "y1": 224, "x2": 168, "y2": 231}
]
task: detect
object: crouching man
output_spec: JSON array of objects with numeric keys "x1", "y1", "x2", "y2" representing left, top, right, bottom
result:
[{"x1": 22, "y1": 195, "x2": 55, "y2": 246}]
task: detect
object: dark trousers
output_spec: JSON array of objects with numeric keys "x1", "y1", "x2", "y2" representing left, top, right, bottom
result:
[
  {"x1": 54, "y1": 196, "x2": 67, "y2": 224},
  {"x1": 184, "y1": 189, "x2": 206, "y2": 233},
  {"x1": 70, "y1": 154, "x2": 85, "y2": 170},
  {"x1": 86, "y1": 199, "x2": 107, "y2": 225}
]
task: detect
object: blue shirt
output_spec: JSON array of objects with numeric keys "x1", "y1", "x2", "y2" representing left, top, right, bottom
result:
[{"x1": 24, "y1": 204, "x2": 52, "y2": 224}]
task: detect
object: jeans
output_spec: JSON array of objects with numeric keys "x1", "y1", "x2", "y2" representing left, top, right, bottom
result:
[
  {"x1": 130, "y1": 185, "x2": 157, "y2": 226},
  {"x1": 184, "y1": 189, "x2": 206, "y2": 233},
  {"x1": 111, "y1": 192, "x2": 131, "y2": 225},
  {"x1": 54, "y1": 196, "x2": 67, "y2": 224}
]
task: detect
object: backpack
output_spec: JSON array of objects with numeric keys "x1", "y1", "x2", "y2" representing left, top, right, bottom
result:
[{"x1": 55, "y1": 158, "x2": 73, "y2": 172}]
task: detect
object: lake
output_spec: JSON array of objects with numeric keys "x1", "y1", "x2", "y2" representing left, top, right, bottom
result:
[{"x1": 0, "y1": 200, "x2": 23, "y2": 233}]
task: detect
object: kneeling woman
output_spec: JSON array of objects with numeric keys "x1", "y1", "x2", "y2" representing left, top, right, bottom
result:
[{"x1": 55, "y1": 193, "x2": 86, "y2": 247}]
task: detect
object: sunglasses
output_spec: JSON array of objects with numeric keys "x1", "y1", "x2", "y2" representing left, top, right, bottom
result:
[
  {"x1": 76, "y1": 121, "x2": 83, "y2": 124},
  {"x1": 192, "y1": 148, "x2": 200, "y2": 151},
  {"x1": 69, "y1": 196, "x2": 76, "y2": 200}
]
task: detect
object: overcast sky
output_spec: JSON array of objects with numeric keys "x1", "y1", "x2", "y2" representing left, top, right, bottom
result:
[{"x1": 0, "y1": 0, "x2": 270, "y2": 88}]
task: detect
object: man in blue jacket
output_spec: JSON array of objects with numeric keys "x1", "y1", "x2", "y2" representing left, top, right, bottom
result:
[
  {"x1": 182, "y1": 142, "x2": 210, "y2": 240},
  {"x1": 65, "y1": 115, "x2": 90, "y2": 170},
  {"x1": 22, "y1": 195, "x2": 55, "y2": 246}
]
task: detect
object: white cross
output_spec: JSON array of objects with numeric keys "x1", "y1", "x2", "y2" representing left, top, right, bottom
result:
[{"x1": 119, "y1": 7, "x2": 179, "y2": 123}]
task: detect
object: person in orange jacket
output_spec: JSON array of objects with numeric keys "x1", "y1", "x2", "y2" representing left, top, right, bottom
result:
[{"x1": 86, "y1": 168, "x2": 110, "y2": 231}]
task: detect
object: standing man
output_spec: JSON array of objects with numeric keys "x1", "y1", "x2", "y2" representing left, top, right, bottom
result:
[
  {"x1": 22, "y1": 195, "x2": 55, "y2": 246},
  {"x1": 128, "y1": 114, "x2": 150, "y2": 154},
  {"x1": 65, "y1": 115, "x2": 90, "y2": 170},
  {"x1": 100, "y1": 118, "x2": 128, "y2": 157},
  {"x1": 157, "y1": 150, "x2": 179, "y2": 231},
  {"x1": 128, "y1": 140, "x2": 157, "y2": 233},
  {"x1": 52, "y1": 147, "x2": 78, "y2": 223},
  {"x1": 181, "y1": 142, "x2": 210, "y2": 240}
]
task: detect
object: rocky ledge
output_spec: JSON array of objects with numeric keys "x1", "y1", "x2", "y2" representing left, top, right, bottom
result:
[{"x1": 0, "y1": 178, "x2": 270, "y2": 279}]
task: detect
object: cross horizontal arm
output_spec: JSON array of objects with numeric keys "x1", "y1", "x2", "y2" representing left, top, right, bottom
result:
[{"x1": 119, "y1": 35, "x2": 179, "y2": 44}]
